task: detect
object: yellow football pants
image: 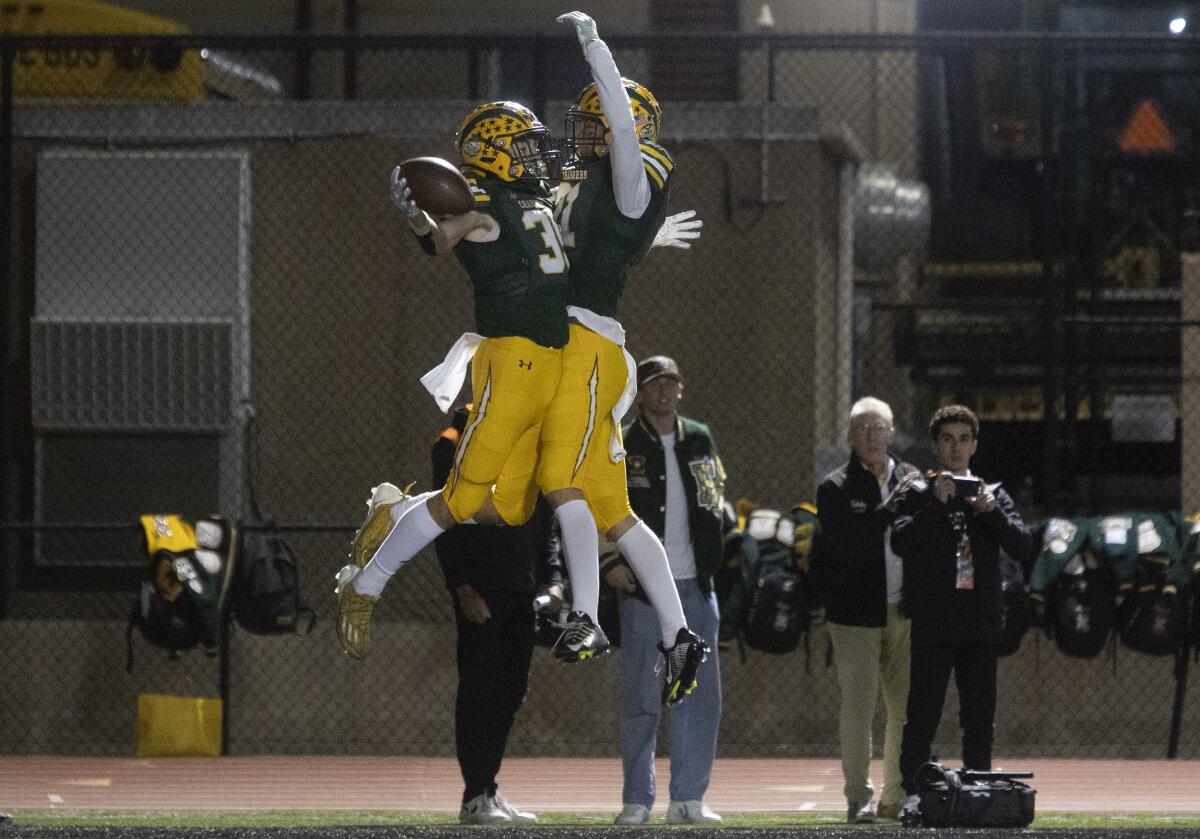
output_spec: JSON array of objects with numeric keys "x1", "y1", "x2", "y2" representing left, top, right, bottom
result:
[
  {"x1": 493, "y1": 324, "x2": 634, "y2": 531},
  {"x1": 442, "y1": 336, "x2": 562, "y2": 523}
]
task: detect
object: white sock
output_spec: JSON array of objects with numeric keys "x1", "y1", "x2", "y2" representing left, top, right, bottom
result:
[
  {"x1": 555, "y1": 499, "x2": 599, "y2": 621},
  {"x1": 617, "y1": 521, "x2": 687, "y2": 647},
  {"x1": 354, "y1": 494, "x2": 446, "y2": 596}
]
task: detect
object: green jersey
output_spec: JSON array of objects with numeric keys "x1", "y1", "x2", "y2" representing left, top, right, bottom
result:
[
  {"x1": 453, "y1": 171, "x2": 569, "y2": 349},
  {"x1": 558, "y1": 141, "x2": 673, "y2": 319}
]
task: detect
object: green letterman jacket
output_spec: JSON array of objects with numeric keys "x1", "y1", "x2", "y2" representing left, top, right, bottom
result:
[{"x1": 612, "y1": 412, "x2": 727, "y2": 595}]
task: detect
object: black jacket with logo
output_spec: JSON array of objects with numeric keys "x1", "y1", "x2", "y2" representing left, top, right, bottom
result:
[
  {"x1": 889, "y1": 474, "x2": 1031, "y2": 647},
  {"x1": 615, "y1": 412, "x2": 726, "y2": 594},
  {"x1": 812, "y1": 453, "x2": 919, "y2": 627}
]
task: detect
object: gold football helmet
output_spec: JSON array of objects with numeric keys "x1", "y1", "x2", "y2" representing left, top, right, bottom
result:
[
  {"x1": 456, "y1": 101, "x2": 560, "y2": 183},
  {"x1": 565, "y1": 78, "x2": 662, "y2": 166}
]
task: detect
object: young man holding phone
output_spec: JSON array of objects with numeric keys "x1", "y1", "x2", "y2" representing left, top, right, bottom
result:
[{"x1": 887, "y1": 404, "x2": 1031, "y2": 810}]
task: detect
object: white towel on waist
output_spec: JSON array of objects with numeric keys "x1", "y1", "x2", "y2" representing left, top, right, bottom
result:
[{"x1": 420, "y1": 332, "x2": 485, "y2": 412}]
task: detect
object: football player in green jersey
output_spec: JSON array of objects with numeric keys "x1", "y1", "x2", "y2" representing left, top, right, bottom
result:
[
  {"x1": 335, "y1": 101, "x2": 576, "y2": 660},
  {"x1": 509, "y1": 10, "x2": 708, "y2": 703}
]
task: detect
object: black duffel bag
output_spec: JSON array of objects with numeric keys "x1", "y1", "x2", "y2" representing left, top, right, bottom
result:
[{"x1": 903, "y1": 762, "x2": 1036, "y2": 828}]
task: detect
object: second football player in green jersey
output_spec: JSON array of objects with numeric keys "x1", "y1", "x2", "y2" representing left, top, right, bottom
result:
[{"x1": 557, "y1": 138, "x2": 673, "y2": 319}]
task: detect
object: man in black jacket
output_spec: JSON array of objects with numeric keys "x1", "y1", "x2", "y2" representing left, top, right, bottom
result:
[
  {"x1": 603, "y1": 355, "x2": 723, "y2": 825},
  {"x1": 432, "y1": 406, "x2": 565, "y2": 825},
  {"x1": 813, "y1": 397, "x2": 918, "y2": 823},
  {"x1": 889, "y1": 404, "x2": 1031, "y2": 806}
]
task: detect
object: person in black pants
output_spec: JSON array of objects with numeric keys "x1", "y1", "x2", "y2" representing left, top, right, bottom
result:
[
  {"x1": 432, "y1": 406, "x2": 565, "y2": 825},
  {"x1": 888, "y1": 404, "x2": 1031, "y2": 808}
]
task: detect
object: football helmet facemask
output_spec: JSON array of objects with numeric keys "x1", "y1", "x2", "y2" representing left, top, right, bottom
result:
[
  {"x1": 564, "y1": 78, "x2": 662, "y2": 167},
  {"x1": 456, "y1": 101, "x2": 561, "y2": 184}
]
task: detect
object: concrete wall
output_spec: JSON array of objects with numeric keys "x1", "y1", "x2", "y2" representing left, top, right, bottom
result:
[{"x1": 225, "y1": 133, "x2": 843, "y2": 524}]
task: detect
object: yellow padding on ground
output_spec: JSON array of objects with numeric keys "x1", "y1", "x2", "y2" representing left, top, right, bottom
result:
[{"x1": 136, "y1": 693, "x2": 222, "y2": 757}]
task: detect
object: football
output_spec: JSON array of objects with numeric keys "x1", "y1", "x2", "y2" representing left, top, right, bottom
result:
[{"x1": 399, "y1": 156, "x2": 474, "y2": 217}]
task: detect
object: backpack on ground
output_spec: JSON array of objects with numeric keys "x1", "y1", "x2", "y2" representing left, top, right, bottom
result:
[
  {"x1": 127, "y1": 514, "x2": 237, "y2": 670},
  {"x1": 902, "y1": 763, "x2": 1035, "y2": 828},
  {"x1": 719, "y1": 502, "x2": 815, "y2": 655},
  {"x1": 232, "y1": 529, "x2": 315, "y2": 635}
]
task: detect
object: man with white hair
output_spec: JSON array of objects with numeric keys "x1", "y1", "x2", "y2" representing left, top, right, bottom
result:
[{"x1": 811, "y1": 397, "x2": 919, "y2": 823}]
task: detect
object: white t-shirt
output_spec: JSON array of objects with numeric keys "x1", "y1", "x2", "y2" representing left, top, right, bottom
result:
[
  {"x1": 882, "y1": 457, "x2": 903, "y2": 603},
  {"x1": 660, "y1": 432, "x2": 698, "y2": 580}
]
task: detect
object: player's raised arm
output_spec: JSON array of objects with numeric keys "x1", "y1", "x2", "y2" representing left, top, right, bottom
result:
[{"x1": 558, "y1": 11, "x2": 651, "y2": 219}]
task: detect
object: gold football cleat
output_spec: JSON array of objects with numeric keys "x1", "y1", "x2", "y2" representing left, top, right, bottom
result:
[
  {"x1": 349, "y1": 481, "x2": 415, "y2": 569},
  {"x1": 335, "y1": 565, "x2": 379, "y2": 659}
]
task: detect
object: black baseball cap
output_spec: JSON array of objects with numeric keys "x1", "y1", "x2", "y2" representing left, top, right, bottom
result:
[{"x1": 637, "y1": 355, "x2": 682, "y2": 387}]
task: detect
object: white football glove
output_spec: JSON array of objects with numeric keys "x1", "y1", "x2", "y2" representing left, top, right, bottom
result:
[
  {"x1": 652, "y1": 210, "x2": 703, "y2": 249},
  {"x1": 557, "y1": 11, "x2": 599, "y2": 48},
  {"x1": 389, "y1": 165, "x2": 422, "y2": 219}
]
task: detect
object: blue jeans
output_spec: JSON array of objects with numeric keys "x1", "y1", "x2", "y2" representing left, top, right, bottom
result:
[{"x1": 619, "y1": 579, "x2": 721, "y2": 806}]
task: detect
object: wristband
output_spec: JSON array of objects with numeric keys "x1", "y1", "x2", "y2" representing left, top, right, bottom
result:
[{"x1": 414, "y1": 229, "x2": 436, "y2": 256}]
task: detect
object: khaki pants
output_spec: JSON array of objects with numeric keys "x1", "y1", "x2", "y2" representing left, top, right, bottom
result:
[{"x1": 827, "y1": 604, "x2": 911, "y2": 809}]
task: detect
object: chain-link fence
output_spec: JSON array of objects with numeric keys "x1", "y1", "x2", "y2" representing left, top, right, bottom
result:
[{"x1": 1, "y1": 32, "x2": 1198, "y2": 761}]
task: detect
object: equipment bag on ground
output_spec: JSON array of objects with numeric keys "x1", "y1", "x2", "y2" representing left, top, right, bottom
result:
[{"x1": 904, "y1": 762, "x2": 1035, "y2": 828}]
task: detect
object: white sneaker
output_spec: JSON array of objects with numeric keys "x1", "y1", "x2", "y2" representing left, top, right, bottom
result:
[
  {"x1": 667, "y1": 800, "x2": 722, "y2": 824},
  {"x1": 459, "y1": 792, "x2": 511, "y2": 825},
  {"x1": 490, "y1": 792, "x2": 537, "y2": 823},
  {"x1": 614, "y1": 803, "x2": 651, "y2": 824},
  {"x1": 848, "y1": 800, "x2": 876, "y2": 823}
]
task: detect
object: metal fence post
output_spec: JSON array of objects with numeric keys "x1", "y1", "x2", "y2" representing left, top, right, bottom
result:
[
  {"x1": 1038, "y1": 40, "x2": 1064, "y2": 511},
  {"x1": 1166, "y1": 648, "x2": 1189, "y2": 758},
  {"x1": 295, "y1": 0, "x2": 312, "y2": 101},
  {"x1": 342, "y1": 0, "x2": 358, "y2": 101}
]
